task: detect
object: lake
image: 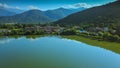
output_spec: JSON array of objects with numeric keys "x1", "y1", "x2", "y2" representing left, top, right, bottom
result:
[{"x1": 0, "y1": 36, "x2": 120, "y2": 68}]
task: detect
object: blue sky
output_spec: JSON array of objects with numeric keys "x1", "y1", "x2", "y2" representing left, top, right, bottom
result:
[{"x1": 0, "y1": 0, "x2": 116, "y2": 10}]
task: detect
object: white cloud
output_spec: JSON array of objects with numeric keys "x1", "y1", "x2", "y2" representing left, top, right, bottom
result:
[
  {"x1": 0, "y1": 3, "x2": 10, "y2": 8},
  {"x1": 74, "y1": 3, "x2": 92, "y2": 8},
  {"x1": 0, "y1": 3, "x2": 40, "y2": 10},
  {"x1": 28, "y1": 5, "x2": 40, "y2": 10},
  {"x1": 0, "y1": 3, "x2": 21, "y2": 9},
  {"x1": 15, "y1": 6, "x2": 21, "y2": 9},
  {"x1": 62, "y1": 3, "x2": 101, "y2": 9}
]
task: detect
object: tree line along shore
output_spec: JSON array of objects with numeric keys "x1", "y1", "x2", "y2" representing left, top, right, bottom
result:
[{"x1": 0, "y1": 24, "x2": 120, "y2": 43}]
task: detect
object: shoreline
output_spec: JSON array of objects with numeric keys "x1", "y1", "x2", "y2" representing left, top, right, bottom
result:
[{"x1": 62, "y1": 35, "x2": 120, "y2": 54}]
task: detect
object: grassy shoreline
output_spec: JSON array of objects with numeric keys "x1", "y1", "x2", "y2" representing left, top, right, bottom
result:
[{"x1": 62, "y1": 35, "x2": 120, "y2": 54}]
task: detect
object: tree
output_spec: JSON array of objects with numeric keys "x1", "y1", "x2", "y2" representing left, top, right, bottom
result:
[
  {"x1": 25, "y1": 30, "x2": 32, "y2": 35},
  {"x1": 60, "y1": 29, "x2": 77, "y2": 35}
]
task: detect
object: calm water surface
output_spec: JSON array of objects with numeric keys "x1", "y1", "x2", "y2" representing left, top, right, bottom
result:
[{"x1": 0, "y1": 36, "x2": 120, "y2": 68}]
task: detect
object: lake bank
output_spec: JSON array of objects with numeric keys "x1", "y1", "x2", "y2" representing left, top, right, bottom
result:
[{"x1": 62, "y1": 35, "x2": 120, "y2": 54}]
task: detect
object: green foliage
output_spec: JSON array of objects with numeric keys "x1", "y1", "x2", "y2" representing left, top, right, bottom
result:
[
  {"x1": 100, "y1": 32, "x2": 120, "y2": 42},
  {"x1": 25, "y1": 30, "x2": 32, "y2": 35},
  {"x1": 60, "y1": 29, "x2": 77, "y2": 35},
  {"x1": 0, "y1": 24, "x2": 120, "y2": 43}
]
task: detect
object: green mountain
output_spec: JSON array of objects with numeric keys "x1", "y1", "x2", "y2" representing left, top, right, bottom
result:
[
  {"x1": 0, "y1": 7, "x2": 85, "y2": 24},
  {"x1": 0, "y1": 9, "x2": 52, "y2": 23},
  {"x1": 44, "y1": 7, "x2": 85, "y2": 20},
  {"x1": 54, "y1": 1, "x2": 120, "y2": 25}
]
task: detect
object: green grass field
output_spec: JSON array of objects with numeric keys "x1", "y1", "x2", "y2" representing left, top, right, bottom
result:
[{"x1": 63, "y1": 35, "x2": 120, "y2": 54}]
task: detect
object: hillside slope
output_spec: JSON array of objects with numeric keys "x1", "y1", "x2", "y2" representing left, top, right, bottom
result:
[{"x1": 55, "y1": 1, "x2": 120, "y2": 25}]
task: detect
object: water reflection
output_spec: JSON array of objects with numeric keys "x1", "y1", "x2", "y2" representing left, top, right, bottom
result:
[
  {"x1": 0, "y1": 36, "x2": 23, "y2": 44},
  {"x1": 0, "y1": 37, "x2": 14, "y2": 44},
  {"x1": 0, "y1": 36, "x2": 120, "y2": 68}
]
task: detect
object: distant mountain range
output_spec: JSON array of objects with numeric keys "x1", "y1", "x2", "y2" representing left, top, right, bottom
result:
[
  {"x1": 44, "y1": 7, "x2": 85, "y2": 20},
  {"x1": 55, "y1": 0, "x2": 120, "y2": 25},
  {"x1": 0, "y1": 6, "x2": 24, "y2": 16},
  {"x1": 0, "y1": 9, "x2": 16, "y2": 16},
  {"x1": 0, "y1": 7, "x2": 85, "y2": 23}
]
